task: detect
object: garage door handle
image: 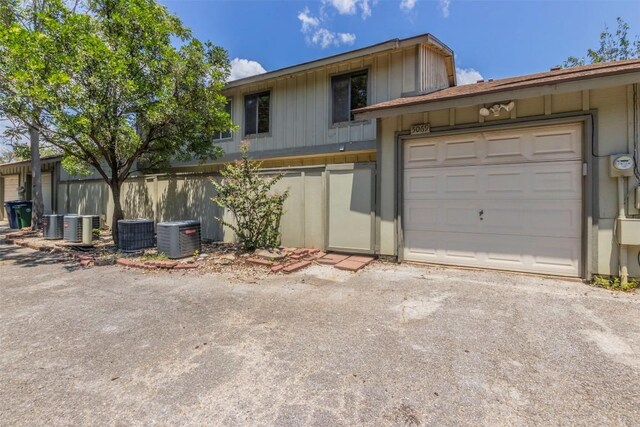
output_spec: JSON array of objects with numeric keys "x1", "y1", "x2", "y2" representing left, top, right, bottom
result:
[{"x1": 479, "y1": 209, "x2": 484, "y2": 220}]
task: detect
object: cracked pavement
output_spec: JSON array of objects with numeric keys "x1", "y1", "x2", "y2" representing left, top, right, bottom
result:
[{"x1": 1, "y1": 243, "x2": 639, "y2": 426}]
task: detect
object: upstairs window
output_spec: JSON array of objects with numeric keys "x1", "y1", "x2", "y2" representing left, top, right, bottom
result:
[
  {"x1": 244, "y1": 91, "x2": 270, "y2": 135},
  {"x1": 331, "y1": 70, "x2": 368, "y2": 124},
  {"x1": 213, "y1": 99, "x2": 232, "y2": 141}
]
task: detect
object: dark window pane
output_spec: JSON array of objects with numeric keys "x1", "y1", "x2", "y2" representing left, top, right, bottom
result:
[
  {"x1": 258, "y1": 93, "x2": 270, "y2": 133},
  {"x1": 350, "y1": 73, "x2": 368, "y2": 120},
  {"x1": 332, "y1": 75, "x2": 350, "y2": 123},
  {"x1": 245, "y1": 95, "x2": 257, "y2": 135}
]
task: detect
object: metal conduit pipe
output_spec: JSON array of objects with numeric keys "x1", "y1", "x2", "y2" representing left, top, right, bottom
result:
[{"x1": 618, "y1": 175, "x2": 629, "y2": 284}]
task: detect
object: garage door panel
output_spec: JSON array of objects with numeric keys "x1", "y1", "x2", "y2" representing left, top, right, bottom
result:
[
  {"x1": 530, "y1": 126, "x2": 581, "y2": 159},
  {"x1": 405, "y1": 172, "x2": 438, "y2": 196},
  {"x1": 404, "y1": 123, "x2": 582, "y2": 169},
  {"x1": 3, "y1": 175, "x2": 19, "y2": 201},
  {"x1": 406, "y1": 199, "x2": 581, "y2": 238},
  {"x1": 402, "y1": 122, "x2": 583, "y2": 277},
  {"x1": 404, "y1": 231, "x2": 580, "y2": 276},
  {"x1": 404, "y1": 162, "x2": 581, "y2": 201}
]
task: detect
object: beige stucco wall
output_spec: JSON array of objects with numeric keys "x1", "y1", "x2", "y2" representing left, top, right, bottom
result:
[{"x1": 378, "y1": 83, "x2": 640, "y2": 277}]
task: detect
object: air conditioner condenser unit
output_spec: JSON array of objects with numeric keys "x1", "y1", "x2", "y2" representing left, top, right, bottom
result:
[
  {"x1": 43, "y1": 214, "x2": 64, "y2": 240},
  {"x1": 157, "y1": 220, "x2": 201, "y2": 259}
]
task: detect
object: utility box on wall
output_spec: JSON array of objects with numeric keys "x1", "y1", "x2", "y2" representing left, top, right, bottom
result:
[{"x1": 616, "y1": 218, "x2": 640, "y2": 245}]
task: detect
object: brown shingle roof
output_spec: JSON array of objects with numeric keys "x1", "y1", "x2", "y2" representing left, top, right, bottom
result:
[{"x1": 355, "y1": 59, "x2": 640, "y2": 115}]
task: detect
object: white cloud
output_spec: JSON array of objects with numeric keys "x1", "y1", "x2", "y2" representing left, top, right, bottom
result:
[
  {"x1": 360, "y1": 0, "x2": 372, "y2": 18},
  {"x1": 310, "y1": 28, "x2": 356, "y2": 49},
  {"x1": 323, "y1": 0, "x2": 372, "y2": 19},
  {"x1": 400, "y1": 0, "x2": 417, "y2": 11},
  {"x1": 298, "y1": 7, "x2": 357, "y2": 49},
  {"x1": 456, "y1": 67, "x2": 484, "y2": 85},
  {"x1": 229, "y1": 58, "x2": 266, "y2": 81},
  {"x1": 338, "y1": 33, "x2": 357, "y2": 45},
  {"x1": 298, "y1": 7, "x2": 320, "y2": 32},
  {"x1": 440, "y1": 0, "x2": 450, "y2": 17}
]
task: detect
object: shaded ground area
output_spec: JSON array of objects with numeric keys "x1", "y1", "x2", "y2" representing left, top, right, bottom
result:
[{"x1": 1, "y1": 242, "x2": 639, "y2": 426}]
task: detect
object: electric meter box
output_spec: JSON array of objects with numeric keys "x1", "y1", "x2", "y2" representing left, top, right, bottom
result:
[
  {"x1": 616, "y1": 218, "x2": 640, "y2": 245},
  {"x1": 609, "y1": 154, "x2": 635, "y2": 177}
]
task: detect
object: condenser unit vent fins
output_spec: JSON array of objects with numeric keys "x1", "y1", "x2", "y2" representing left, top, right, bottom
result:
[
  {"x1": 43, "y1": 214, "x2": 64, "y2": 240},
  {"x1": 63, "y1": 215, "x2": 82, "y2": 242},
  {"x1": 117, "y1": 219, "x2": 155, "y2": 251}
]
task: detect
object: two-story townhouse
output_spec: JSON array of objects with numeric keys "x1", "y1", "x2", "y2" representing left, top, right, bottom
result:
[
  {"x1": 50, "y1": 33, "x2": 455, "y2": 253},
  {"x1": 7, "y1": 32, "x2": 640, "y2": 280}
]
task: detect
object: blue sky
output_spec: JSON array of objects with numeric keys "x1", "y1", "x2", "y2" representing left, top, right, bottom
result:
[
  {"x1": 2, "y1": 1, "x2": 639, "y2": 154},
  {"x1": 160, "y1": 0, "x2": 640, "y2": 83}
]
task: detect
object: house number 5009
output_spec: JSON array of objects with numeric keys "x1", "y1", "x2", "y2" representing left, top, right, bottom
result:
[{"x1": 410, "y1": 123, "x2": 431, "y2": 135}]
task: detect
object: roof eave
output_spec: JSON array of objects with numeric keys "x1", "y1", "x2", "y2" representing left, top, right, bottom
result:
[
  {"x1": 0, "y1": 155, "x2": 62, "y2": 170},
  {"x1": 224, "y1": 33, "x2": 453, "y2": 89},
  {"x1": 354, "y1": 70, "x2": 640, "y2": 120}
]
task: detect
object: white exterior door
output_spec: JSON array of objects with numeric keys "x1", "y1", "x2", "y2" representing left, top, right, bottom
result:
[
  {"x1": 326, "y1": 164, "x2": 375, "y2": 254},
  {"x1": 3, "y1": 175, "x2": 20, "y2": 202},
  {"x1": 403, "y1": 123, "x2": 583, "y2": 277}
]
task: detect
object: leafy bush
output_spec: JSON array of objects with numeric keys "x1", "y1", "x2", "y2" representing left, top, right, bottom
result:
[{"x1": 211, "y1": 144, "x2": 289, "y2": 251}]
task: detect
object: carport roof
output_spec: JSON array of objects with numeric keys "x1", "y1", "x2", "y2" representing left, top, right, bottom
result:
[{"x1": 354, "y1": 58, "x2": 640, "y2": 117}]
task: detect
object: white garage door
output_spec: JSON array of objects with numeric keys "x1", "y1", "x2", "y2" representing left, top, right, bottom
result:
[
  {"x1": 403, "y1": 123, "x2": 583, "y2": 276},
  {"x1": 3, "y1": 175, "x2": 20, "y2": 202}
]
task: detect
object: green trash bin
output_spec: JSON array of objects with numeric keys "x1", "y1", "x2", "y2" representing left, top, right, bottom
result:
[{"x1": 16, "y1": 205, "x2": 32, "y2": 228}]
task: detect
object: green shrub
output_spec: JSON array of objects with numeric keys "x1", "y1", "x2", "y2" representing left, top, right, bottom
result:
[
  {"x1": 141, "y1": 252, "x2": 169, "y2": 261},
  {"x1": 591, "y1": 275, "x2": 639, "y2": 292},
  {"x1": 211, "y1": 143, "x2": 289, "y2": 251}
]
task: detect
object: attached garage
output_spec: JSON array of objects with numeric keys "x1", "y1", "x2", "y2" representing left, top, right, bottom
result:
[{"x1": 401, "y1": 123, "x2": 583, "y2": 276}]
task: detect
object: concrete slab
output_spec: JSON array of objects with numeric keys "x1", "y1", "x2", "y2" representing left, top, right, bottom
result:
[
  {"x1": 334, "y1": 259, "x2": 367, "y2": 272},
  {"x1": 317, "y1": 253, "x2": 349, "y2": 265}
]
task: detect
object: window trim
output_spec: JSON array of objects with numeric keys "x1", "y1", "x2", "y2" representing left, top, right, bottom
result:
[
  {"x1": 329, "y1": 68, "x2": 371, "y2": 127},
  {"x1": 243, "y1": 90, "x2": 272, "y2": 137},
  {"x1": 213, "y1": 97, "x2": 233, "y2": 142}
]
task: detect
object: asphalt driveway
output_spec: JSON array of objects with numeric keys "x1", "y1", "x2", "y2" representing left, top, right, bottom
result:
[{"x1": 1, "y1": 242, "x2": 639, "y2": 426}]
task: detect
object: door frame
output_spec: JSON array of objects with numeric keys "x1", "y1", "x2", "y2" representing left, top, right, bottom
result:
[{"x1": 395, "y1": 112, "x2": 595, "y2": 279}]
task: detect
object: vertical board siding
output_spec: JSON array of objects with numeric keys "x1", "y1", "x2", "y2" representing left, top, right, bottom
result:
[
  {"x1": 419, "y1": 44, "x2": 449, "y2": 92},
  {"x1": 221, "y1": 45, "x2": 449, "y2": 158},
  {"x1": 403, "y1": 46, "x2": 417, "y2": 93}
]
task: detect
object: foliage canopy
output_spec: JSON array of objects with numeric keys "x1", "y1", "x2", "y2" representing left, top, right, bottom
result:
[
  {"x1": 0, "y1": 0, "x2": 234, "y2": 241},
  {"x1": 563, "y1": 17, "x2": 640, "y2": 67}
]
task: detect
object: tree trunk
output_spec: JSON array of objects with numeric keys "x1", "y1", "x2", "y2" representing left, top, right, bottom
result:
[
  {"x1": 29, "y1": 125, "x2": 44, "y2": 230},
  {"x1": 110, "y1": 181, "x2": 124, "y2": 247}
]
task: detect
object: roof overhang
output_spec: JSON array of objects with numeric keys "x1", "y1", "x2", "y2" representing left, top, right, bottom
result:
[
  {"x1": 0, "y1": 155, "x2": 62, "y2": 172},
  {"x1": 354, "y1": 71, "x2": 640, "y2": 120},
  {"x1": 225, "y1": 33, "x2": 455, "y2": 89}
]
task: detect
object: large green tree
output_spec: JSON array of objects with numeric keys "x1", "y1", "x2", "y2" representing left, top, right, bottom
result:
[
  {"x1": 563, "y1": 17, "x2": 640, "y2": 67},
  {"x1": 0, "y1": 0, "x2": 52, "y2": 230},
  {"x1": 0, "y1": 0, "x2": 233, "y2": 243}
]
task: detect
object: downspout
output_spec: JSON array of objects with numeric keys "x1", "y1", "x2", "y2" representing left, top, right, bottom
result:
[{"x1": 618, "y1": 175, "x2": 628, "y2": 283}]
